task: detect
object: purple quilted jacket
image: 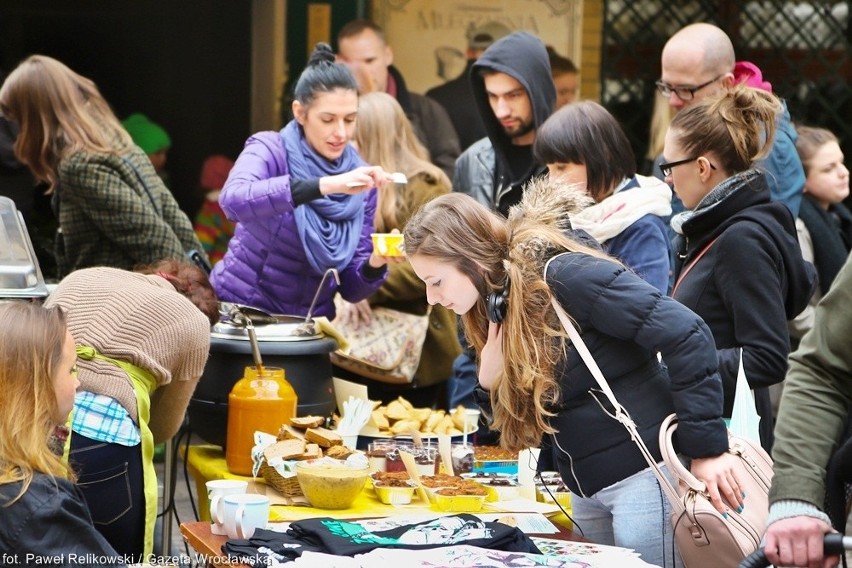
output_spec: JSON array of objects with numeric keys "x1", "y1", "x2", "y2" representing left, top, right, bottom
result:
[{"x1": 210, "y1": 132, "x2": 385, "y2": 318}]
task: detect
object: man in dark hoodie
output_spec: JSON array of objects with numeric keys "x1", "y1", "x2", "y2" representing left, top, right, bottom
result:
[
  {"x1": 452, "y1": 31, "x2": 556, "y2": 218},
  {"x1": 426, "y1": 21, "x2": 512, "y2": 152},
  {"x1": 447, "y1": 31, "x2": 556, "y2": 411},
  {"x1": 337, "y1": 19, "x2": 460, "y2": 180}
]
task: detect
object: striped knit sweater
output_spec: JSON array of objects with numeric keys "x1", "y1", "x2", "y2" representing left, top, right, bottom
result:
[
  {"x1": 44, "y1": 267, "x2": 211, "y2": 442},
  {"x1": 193, "y1": 192, "x2": 235, "y2": 265}
]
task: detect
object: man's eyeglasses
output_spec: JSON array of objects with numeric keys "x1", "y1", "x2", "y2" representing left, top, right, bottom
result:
[
  {"x1": 655, "y1": 75, "x2": 722, "y2": 101},
  {"x1": 659, "y1": 156, "x2": 717, "y2": 176}
]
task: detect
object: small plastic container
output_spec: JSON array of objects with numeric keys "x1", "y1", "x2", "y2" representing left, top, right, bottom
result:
[
  {"x1": 409, "y1": 446, "x2": 438, "y2": 477},
  {"x1": 371, "y1": 233, "x2": 405, "y2": 256},
  {"x1": 373, "y1": 482, "x2": 417, "y2": 505},
  {"x1": 384, "y1": 442, "x2": 414, "y2": 473},
  {"x1": 366, "y1": 440, "x2": 397, "y2": 474},
  {"x1": 450, "y1": 443, "x2": 475, "y2": 474}
]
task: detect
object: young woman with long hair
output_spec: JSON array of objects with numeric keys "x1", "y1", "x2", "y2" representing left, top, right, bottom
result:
[
  {"x1": 0, "y1": 55, "x2": 203, "y2": 277},
  {"x1": 403, "y1": 178, "x2": 744, "y2": 567},
  {"x1": 0, "y1": 302, "x2": 122, "y2": 561}
]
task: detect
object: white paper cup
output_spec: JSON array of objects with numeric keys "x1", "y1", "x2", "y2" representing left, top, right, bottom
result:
[
  {"x1": 206, "y1": 479, "x2": 248, "y2": 535},
  {"x1": 222, "y1": 493, "x2": 270, "y2": 540},
  {"x1": 341, "y1": 434, "x2": 358, "y2": 450}
]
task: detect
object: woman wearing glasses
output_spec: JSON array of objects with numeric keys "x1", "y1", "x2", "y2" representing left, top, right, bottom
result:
[{"x1": 663, "y1": 84, "x2": 815, "y2": 451}]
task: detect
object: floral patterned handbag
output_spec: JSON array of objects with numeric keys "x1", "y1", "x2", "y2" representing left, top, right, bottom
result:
[{"x1": 330, "y1": 304, "x2": 431, "y2": 385}]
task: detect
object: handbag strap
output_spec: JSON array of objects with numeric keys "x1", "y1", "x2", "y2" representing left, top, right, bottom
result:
[
  {"x1": 543, "y1": 253, "x2": 683, "y2": 509},
  {"x1": 671, "y1": 237, "x2": 719, "y2": 297},
  {"x1": 121, "y1": 155, "x2": 162, "y2": 216}
]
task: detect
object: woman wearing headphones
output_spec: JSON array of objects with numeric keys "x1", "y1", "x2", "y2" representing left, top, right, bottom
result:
[{"x1": 402, "y1": 177, "x2": 743, "y2": 568}]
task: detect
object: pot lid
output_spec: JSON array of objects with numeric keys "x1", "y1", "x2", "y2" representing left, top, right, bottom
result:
[
  {"x1": 212, "y1": 302, "x2": 322, "y2": 341},
  {"x1": 211, "y1": 319, "x2": 322, "y2": 342}
]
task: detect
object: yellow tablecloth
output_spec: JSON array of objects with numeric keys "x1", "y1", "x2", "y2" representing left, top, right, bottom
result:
[
  {"x1": 185, "y1": 444, "x2": 572, "y2": 527},
  {"x1": 186, "y1": 444, "x2": 439, "y2": 522}
]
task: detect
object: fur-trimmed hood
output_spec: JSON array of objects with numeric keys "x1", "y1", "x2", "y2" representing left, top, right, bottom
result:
[{"x1": 506, "y1": 176, "x2": 595, "y2": 266}]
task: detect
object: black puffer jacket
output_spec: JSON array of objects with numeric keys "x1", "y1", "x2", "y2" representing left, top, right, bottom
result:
[
  {"x1": 672, "y1": 170, "x2": 816, "y2": 451},
  {"x1": 545, "y1": 251, "x2": 729, "y2": 497},
  {"x1": 0, "y1": 473, "x2": 123, "y2": 565}
]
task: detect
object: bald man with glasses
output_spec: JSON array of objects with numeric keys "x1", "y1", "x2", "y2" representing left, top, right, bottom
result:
[{"x1": 655, "y1": 22, "x2": 804, "y2": 219}]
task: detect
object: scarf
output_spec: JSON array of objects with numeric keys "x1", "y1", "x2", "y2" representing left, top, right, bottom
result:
[
  {"x1": 671, "y1": 169, "x2": 761, "y2": 236},
  {"x1": 281, "y1": 120, "x2": 367, "y2": 274},
  {"x1": 798, "y1": 196, "x2": 852, "y2": 291},
  {"x1": 571, "y1": 175, "x2": 672, "y2": 243}
]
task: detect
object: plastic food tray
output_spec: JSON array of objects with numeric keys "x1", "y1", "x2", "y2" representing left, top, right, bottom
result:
[{"x1": 431, "y1": 493, "x2": 486, "y2": 512}]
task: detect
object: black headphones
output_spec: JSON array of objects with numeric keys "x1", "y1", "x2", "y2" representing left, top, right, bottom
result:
[{"x1": 486, "y1": 277, "x2": 510, "y2": 323}]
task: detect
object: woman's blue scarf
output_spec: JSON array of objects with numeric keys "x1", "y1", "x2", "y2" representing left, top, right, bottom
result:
[{"x1": 281, "y1": 120, "x2": 367, "y2": 274}]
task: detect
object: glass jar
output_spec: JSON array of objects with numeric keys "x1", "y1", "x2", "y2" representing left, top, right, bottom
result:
[{"x1": 226, "y1": 366, "x2": 297, "y2": 475}]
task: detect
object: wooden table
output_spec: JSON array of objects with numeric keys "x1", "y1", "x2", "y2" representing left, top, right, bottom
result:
[{"x1": 181, "y1": 518, "x2": 587, "y2": 567}]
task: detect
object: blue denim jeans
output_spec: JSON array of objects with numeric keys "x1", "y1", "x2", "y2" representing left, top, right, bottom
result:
[
  {"x1": 569, "y1": 464, "x2": 683, "y2": 568},
  {"x1": 69, "y1": 433, "x2": 145, "y2": 557}
]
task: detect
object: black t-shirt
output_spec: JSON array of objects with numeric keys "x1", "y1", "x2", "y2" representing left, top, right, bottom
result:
[{"x1": 224, "y1": 514, "x2": 540, "y2": 566}]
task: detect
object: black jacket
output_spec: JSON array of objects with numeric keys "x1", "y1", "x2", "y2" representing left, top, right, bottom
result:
[
  {"x1": 545, "y1": 251, "x2": 728, "y2": 497},
  {"x1": 426, "y1": 60, "x2": 486, "y2": 151},
  {"x1": 672, "y1": 170, "x2": 816, "y2": 451},
  {"x1": 0, "y1": 474, "x2": 124, "y2": 565}
]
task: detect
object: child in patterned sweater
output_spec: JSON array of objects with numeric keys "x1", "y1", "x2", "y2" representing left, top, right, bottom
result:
[{"x1": 193, "y1": 154, "x2": 235, "y2": 265}]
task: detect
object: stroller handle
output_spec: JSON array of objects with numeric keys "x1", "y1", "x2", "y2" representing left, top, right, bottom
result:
[{"x1": 739, "y1": 533, "x2": 852, "y2": 568}]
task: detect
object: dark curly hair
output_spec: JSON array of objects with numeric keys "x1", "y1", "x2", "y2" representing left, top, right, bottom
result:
[{"x1": 135, "y1": 259, "x2": 219, "y2": 325}]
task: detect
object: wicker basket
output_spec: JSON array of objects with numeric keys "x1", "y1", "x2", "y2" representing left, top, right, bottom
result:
[{"x1": 260, "y1": 462, "x2": 304, "y2": 497}]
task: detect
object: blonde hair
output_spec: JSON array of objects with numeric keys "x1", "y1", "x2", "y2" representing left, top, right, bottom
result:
[
  {"x1": 669, "y1": 84, "x2": 782, "y2": 175},
  {"x1": 0, "y1": 55, "x2": 133, "y2": 193},
  {"x1": 404, "y1": 178, "x2": 612, "y2": 451},
  {"x1": 647, "y1": 94, "x2": 673, "y2": 161},
  {"x1": 354, "y1": 92, "x2": 451, "y2": 231},
  {"x1": 0, "y1": 303, "x2": 74, "y2": 504}
]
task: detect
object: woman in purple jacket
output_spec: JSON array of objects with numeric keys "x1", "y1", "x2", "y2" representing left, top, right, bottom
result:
[{"x1": 211, "y1": 43, "x2": 394, "y2": 318}]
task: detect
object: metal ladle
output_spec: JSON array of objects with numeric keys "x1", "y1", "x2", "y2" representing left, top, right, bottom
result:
[
  {"x1": 305, "y1": 268, "x2": 340, "y2": 322},
  {"x1": 225, "y1": 306, "x2": 264, "y2": 370},
  {"x1": 245, "y1": 317, "x2": 264, "y2": 371}
]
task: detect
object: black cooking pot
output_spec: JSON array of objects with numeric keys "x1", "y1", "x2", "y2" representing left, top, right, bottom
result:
[{"x1": 188, "y1": 331, "x2": 338, "y2": 448}]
